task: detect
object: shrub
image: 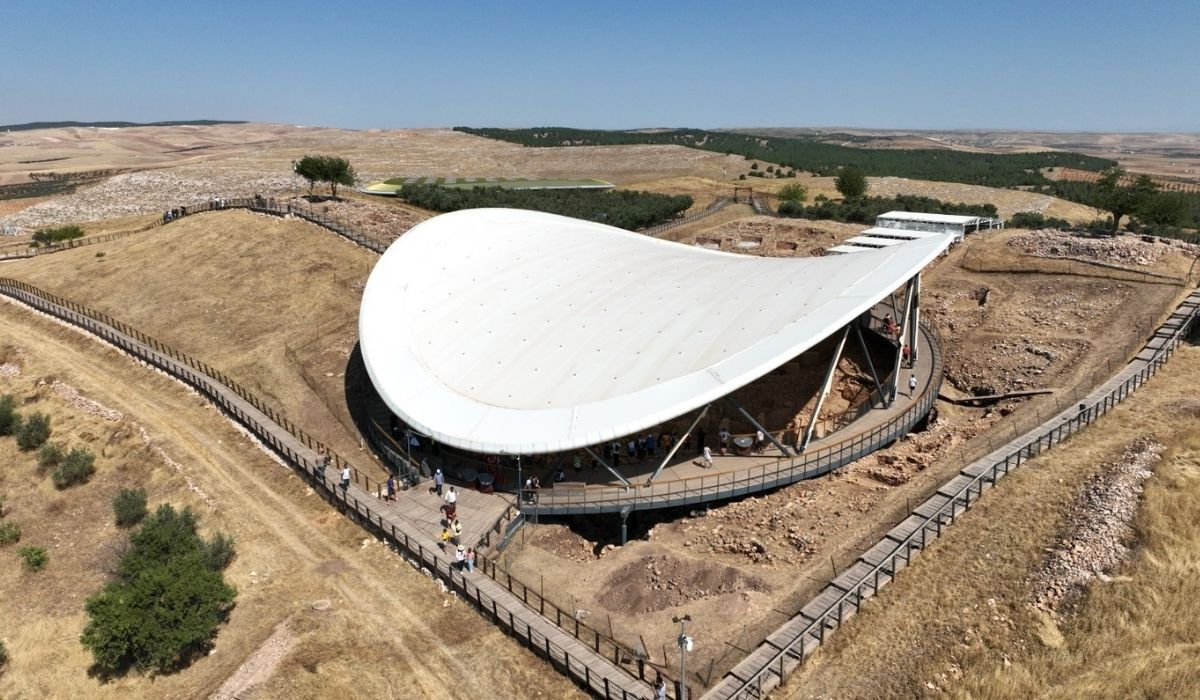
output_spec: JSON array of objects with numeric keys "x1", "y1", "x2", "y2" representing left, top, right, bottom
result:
[
  {"x1": 203, "y1": 533, "x2": 237, "y2": 571},
  {"x1": 15, "y1": 412, "x2": 50, "y2": 450},
  {"x1": 778, "y1": 200, "x2": 805, "y2": 217},
  {"x1": 18, "y1": 546, "x2": 48, "y2": 572},
  {"x1": 0, "y1": 521, "x2": 20, "y2": 546},
  {"x1": 80, "y1": 504, "x2": 236, "y2": 676},
  {"x1": 738, "y1": 174, "x2": 746, "y2": 180},
  {"x1": 778, "y1": 183, "x2": 808, "y2": 203},
  {"x1": 0, "y1": 494, "x2": 6, "y2": 518},
  {"x1": 0, "y1": 394, "x2": 18, "y2": 436},
  {"x1": 38, "y1": 441, "x2": 66, "y2": 470},
  {"x1": 1008, "y1": 211, "x2": 1072, "y2": 229},
  {"x1": 0, "y1": 637, "x2": 7, "y2": 671},
  {"x1": 52, "y1": 446, "x2": 95, "y2": 489},
  {"x1": 113, "y1": 488, "x2": 148, "y2": 528}
]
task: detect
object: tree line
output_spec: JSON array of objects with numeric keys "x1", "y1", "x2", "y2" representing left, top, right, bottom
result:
[
  {"x1": 397, "y1": 184, "x2": 693, "y2": 230},
  {"x1": 454, "y1": 126, "x2": 1115, "y2": 189},
  {"x1": 778, "y1": 193, "x2": 999, "y2": 225}
]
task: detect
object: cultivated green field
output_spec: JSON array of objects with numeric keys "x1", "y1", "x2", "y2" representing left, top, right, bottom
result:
[{"x1": 362, "y1": 176, "x2": 613, "y2": 195}]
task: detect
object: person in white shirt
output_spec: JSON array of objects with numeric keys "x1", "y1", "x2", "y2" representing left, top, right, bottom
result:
[
  {"x1": 908, "y1": 373, "x2": 918, "y2": 397},
  {"x1": 340, "y1": 466, "x2": 351, "y2": 491},
  {"x1": 702, "y1": 445, "x2": 713, "y2": 469}
]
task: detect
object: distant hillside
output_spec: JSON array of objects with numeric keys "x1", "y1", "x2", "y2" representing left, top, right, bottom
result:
[{"x1": 0, "y1": 120, "x2": 248, "y2": 132}]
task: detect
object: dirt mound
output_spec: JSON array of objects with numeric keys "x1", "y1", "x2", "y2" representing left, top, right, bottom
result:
[{"x1": 597, "y1": 554, "x2": 769, "y2": 614}]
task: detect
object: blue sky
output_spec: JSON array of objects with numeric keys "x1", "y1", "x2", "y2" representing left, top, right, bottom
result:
[{"x1": 3, "y1": 0, "x2": 1197, "y2": 132}]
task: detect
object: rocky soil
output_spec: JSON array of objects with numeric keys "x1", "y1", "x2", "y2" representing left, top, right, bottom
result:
[
  {"x1": 597, "y1": 553, "x2": 769, "y2": 614},
  {"x1": 1029, "y1": 436, "x2": 1164, "y2": 614},
  {"x1": 677, "y1": 216, "x2": 862, "y2": 257},
  {"x1": 1008, "y1": 229, "x2": 1198, "y2": 267}
]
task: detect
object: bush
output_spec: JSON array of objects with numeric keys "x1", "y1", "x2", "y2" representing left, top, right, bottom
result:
[
  {"x1": 18, "y1": 546, "x2": 47, "y2": 572},
  {"x1": 0, "y1": 637, "x2": 7, "y2": 671},
  {"x1": 0, "y1": 394, "x2": 18, "y2": 436},
  {"x1": 777, "y1": 200, "x2": 805, "y2": 217},
  {"x1": 778, "y1": 183, "x2": 808, "y2": 203},
  {"x1": 52, "y1": 446, "x2": 95, "y2": 489},
  {"x1": 113, "y1": 488, "x2": 148, "y2": 528},
  {"x1": 80, "y1": 504, "x2": 236, "y2": 676},
  {"x1": 15, "y1": 412, "x2": 50, "y2": 450},
  {"x1": 38, "y1": 441, "x2": 66, "y2": 470},
  {"x1": 203, "y1": 533, "x2": 237, "y2": 571},
  {"x1": 0, "y1": 521, "x2": 20, "y2": 546},
  {"x1": 1008, "y1": 212, "x2": 1071, "y2": 229}
]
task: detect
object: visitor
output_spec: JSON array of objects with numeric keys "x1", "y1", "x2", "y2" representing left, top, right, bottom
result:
[
  {"x1": 440, "y1": 526, "x2": 451, "y2": 552},
  {"x1": 654, "y1": 675, "x2": 667, "y2": 700},
  {"x1": 315, "y1": 447, "x2": 329, "y2": 483},
  {"x1": 718, "y1": 428, "x2": 730, "y2": 455},
  {"x1": 572, "y1": 454, "x2": 582, "y2": 473},
  {"x1": 385, "y1": 475, "x2": 396, "y2": 502},
  {"x1": 465, "y1": 547, "x2": 475, "y2": 573},
  {"x1": 553, "y1": 467, "x2": 566, "y2": 483},
  {"x1": 451, "y1": 518, "x2": 463, "y2": 545},
  {"x1": 902, "y1": 344, "x2": 912, "y2": 367},
  {"x1": 433, "y1": 468, "x2": 444, "y2": 496},
  {"x1": 340, "y1": 465, "x2": 351, "y2": 491},
  {"x1": 446, "y1": 486, "x2": 458, "y2": 506},
  {"x1": 702, "y1": 445, "x2": 713, "y2": 469},
  {"x1": 627, "y1": 438, "x2": 637, "y2": 459},
  {"x1": 755, "y1": 429, "x2": 765, "y2": 453},
  {"x1": 646, "y1": 433, "x2": 656, "y2": 456},
  {"x1": 455, "y1": 545, "x2": 466, "y2": 571},
  {"x1": 636, "y1": 437, "x2": 645, "y2": 461},
  {"x1": 908, "y1": 373, "x2": 918, "y2": 397},
  {"x1": 696, "y1": 428, "x2": 707, "y2": 456}
]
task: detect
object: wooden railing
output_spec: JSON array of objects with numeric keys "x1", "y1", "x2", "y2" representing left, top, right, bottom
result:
[{"x1": 710, "y1": 290, "x2": 1200, "y2": 699}]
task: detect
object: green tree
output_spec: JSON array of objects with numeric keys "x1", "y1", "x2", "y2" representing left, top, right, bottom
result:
[
  {"x1": 1093, "y1": 167, "x2": 1158, "y2": 235},
  {"x1": 777, "y1": 183, "x2": 808, "y2": 203},
  {"x1": 52, "y1": 446, "x2": 95, "y2": 489},
  {"x1": 834, "y1": 167, "x2": 868, "y2": 200},
  {"x1": 293, "y1": 155, "x2": 357, "y2": 198},
  {"x1": 80, "y1": 504, "x2": 236, "y2": 676},
  {"x1": 0, "y1": 394, "x2": 17, "y2": 436},
  {"x1": 15, "y1": 412, "x2": 50, "y2": 450},
  {"x1": 113, "y1": 488, "x2": 148, "y2": 527}
]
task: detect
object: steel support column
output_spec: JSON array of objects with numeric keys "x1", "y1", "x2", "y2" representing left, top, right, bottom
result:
[
  {"x1": 584, "y1": 445, "x2": 631, "y2": 488},
  {"x1": 852, "y1": 324, "x2": 885, "y2": 407},
  {"x1": 648, "y1": 404, "x2": 710, "y2": 484},
  {"x1": 723, "y1": 396, "x2": 790, "y2": 456},
  {"x1": 888, "y1": 276, "x2": 917, "y2": 406},
  {"x1": 907, "y1": 273, "x2": 922, "y2": 364},
  {"x1": 799, "y1": 324, "x2": 851, "y2": 452}
]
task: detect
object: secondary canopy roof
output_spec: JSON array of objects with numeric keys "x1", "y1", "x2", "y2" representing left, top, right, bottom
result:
[{"x1": 359, "y1": 208, "x2": 953, "y2": 454}]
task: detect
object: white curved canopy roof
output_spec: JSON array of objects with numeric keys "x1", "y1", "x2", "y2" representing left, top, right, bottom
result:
[{"x1": 359, "y1": 208, "x2": 952, "y2": 454}]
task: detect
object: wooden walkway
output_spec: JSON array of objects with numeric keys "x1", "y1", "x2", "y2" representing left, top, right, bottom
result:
[
  {"x1": 0, "y1": 279, "x2": 654, "y2": 700},
  {"x1": 702, "y1": 287, "x2": 1200, "y2": 700}
]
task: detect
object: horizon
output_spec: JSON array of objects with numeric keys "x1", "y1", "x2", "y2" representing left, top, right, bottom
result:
[{"x1": 2, "y1": 1, "x2": 1198, "y2": 133}]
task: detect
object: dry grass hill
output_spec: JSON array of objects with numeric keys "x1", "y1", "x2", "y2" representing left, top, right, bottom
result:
[{"x1": 1, "y1": 123, "x2": 1198, "y2": 698}]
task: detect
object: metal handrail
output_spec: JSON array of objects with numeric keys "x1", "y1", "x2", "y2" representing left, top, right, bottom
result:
[{"x1": 720, "y1": 292, "x2": 1200, "y2": 698}]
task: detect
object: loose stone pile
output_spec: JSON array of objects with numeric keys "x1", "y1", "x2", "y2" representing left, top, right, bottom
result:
[
  {"x1": 1009, "y1": 230, "x2": 1197, "y2": 267},
  {"x1": 1029, "y1": 436, "x2": 1164, "y2": 614}
]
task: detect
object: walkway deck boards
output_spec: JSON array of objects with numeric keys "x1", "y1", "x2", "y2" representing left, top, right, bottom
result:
[
  {"x1": 0, "y1": 283, "x2": 652, "y2": 700},
  {"x1": 702, "y1": 288, "x2": 1199, "y2": 699}
]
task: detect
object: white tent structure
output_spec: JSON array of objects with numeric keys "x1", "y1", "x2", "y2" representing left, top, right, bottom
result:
[{"x1": 359, "y1": 208, "x2": 954, "y2": 457}]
